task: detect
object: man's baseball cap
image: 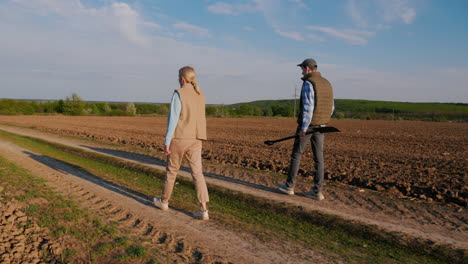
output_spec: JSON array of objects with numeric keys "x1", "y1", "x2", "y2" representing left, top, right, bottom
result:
[{"x1": 297, "y1": 58, "x2": 317, "y2": 68}]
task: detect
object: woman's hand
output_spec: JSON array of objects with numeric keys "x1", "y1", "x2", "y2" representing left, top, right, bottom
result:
[{"x1": 164, "y1": 145, "x2": 171, "y2": 155}]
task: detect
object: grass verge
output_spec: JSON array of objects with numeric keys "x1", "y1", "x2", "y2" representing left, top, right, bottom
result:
[
  {"x1": 0, "y1": 153, "x2": 165, "y2": 263},
  {"x1": 0, "y1": 129, "x2": 465, "y2": 263}
]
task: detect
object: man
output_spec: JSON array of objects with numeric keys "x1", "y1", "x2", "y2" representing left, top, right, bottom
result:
[{"x1": 277, "y1": 58, "x2": 334, "y2": 200}]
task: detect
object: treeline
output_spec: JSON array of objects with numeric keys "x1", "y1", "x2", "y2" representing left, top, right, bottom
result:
[
  {"x1": 0, "y1": 94, "x2": 169, "y2": 116},
  {"x1": 226, "y1": 99, "x2": 468, "y2": 122},
  {"x1": 1, "y1": 95, "x2": 467, "y2": 122},
  {"x1": 206, "y1": 104, "x2": 293, "y2": 117},
  {"x1": 0, "y1": 94, "x2": 294, "y2": 118}
]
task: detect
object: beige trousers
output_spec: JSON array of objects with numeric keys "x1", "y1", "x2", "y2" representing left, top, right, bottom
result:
[{"x1": 163, "y1": 139, "x2": 209, "y2": 203}]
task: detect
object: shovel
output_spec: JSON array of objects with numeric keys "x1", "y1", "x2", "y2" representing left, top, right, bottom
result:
[{"x1": 264, "y1": 126, "x2": 340, "y2": 146}]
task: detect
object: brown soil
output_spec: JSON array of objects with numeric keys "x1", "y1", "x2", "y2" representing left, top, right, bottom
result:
[
  {"x1": 0, "y1": 138, "x2": 332, "y2": 264},
  {"x1": 0, "y1": 199, "x2": 61, "y2": 264},
  {"x1": 0, "y1": 116, "x2": 466, "y2": 206},
  {"x1": 0, "y1": 116, "x2": 468, "y2": 255}
]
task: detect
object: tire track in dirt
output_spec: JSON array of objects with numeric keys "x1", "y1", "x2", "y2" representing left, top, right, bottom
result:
[
  {"x1": 70, "y1": 188, "x2": 204, "y2": 263},
  {"x1": 0, "y1": 126, "x2": 467, "y2": 250},
  {"x1": 0, "y1": 139, "x2": 331, "y2": 264}
]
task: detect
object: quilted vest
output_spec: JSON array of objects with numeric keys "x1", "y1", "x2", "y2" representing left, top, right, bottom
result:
[{"x1": 298, "y1": 72, "x2": 334, "y2": 126}]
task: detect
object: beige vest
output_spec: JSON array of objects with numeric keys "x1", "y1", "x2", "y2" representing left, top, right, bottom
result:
[
  {"x1": 299, "y1": 72, "x2": 334, "y2": 126},
  {"x1": 173, "y1": 83, "x2": 207, "y2": 140}
]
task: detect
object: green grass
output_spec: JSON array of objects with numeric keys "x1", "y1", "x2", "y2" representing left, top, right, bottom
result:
[
  {"x1": 0, "y1": 129, "x2": 464, "y2": 263},
  {"x1": 0, "y1": 150, "x2": 164, "y2": 263}
]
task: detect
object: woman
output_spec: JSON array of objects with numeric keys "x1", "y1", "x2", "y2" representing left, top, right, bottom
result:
[{"x1": 153, "y1": 66, "x2": 210, "y2": 220}]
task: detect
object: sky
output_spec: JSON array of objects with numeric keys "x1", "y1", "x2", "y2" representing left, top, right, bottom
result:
[{"x1": 0, "y1": 0, "x2": 467, "y2": 104}]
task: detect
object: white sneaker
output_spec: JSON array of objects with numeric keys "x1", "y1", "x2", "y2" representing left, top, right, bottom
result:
[
  {"x1": 303, "y1": 190, "x2": 325, "y2": 201},
  {"x1": 277, "y1": 184, "x2": 294, "y2": 195},
  {"x1": 153, "y1": 197, "x2": 168, "y2": 210},
  {"x1": 193, "y1": 210, "x2": 209, "y2": 220}
]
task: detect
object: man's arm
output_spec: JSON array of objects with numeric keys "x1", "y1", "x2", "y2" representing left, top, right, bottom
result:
[{"x1": 299, "y1": 81, "x2": 314, "y2": 136}]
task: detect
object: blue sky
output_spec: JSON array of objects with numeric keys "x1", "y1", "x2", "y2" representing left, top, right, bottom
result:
[{"x1": 0, "y1": 0, "x2": 467, "y2": 104}]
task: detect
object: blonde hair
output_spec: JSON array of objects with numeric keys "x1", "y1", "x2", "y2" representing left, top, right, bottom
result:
[{"x1": 179, "y1": 66, "x2": 201, "y2": 95}]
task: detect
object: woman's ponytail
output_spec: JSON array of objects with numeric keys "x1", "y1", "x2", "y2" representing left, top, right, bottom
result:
[
  {"x1": 191, "y1": 80, "x2": 201, "y2": 95},
  {"x1": 179, "y1": 66, "x2": 201, "y2": 95}
]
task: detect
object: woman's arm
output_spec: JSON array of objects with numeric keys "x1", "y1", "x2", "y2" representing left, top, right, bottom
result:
[{"x1": 164, "y1": 92, "x2": 181, "y2": 146}]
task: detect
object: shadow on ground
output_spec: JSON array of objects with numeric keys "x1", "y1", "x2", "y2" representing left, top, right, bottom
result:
[
  {"x1": 80, "y1": 145, "x2": 278, "y2": 194},
  {"x1": 22, "y1": 150, "x2": 194, "y2": 217}
]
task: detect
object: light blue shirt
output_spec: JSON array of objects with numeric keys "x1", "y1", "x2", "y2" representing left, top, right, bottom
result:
[
  {"x1": 300, "y1": 80, "x2": 335, "y2": 130},
  {"x1": 164, "y1": 92, "x2": 181, "y2": 146}
]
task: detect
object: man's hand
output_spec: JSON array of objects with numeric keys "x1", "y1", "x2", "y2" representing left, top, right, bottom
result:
[
  {"x1": 298, "y1": 129, "x2": 307, "y2": 138},
  {"x1": 164, "y1": 145, "x2": 171, "y2": 155}
]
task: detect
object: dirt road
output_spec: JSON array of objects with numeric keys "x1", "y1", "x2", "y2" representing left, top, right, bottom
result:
[
  {"x1": 0, "y1": 137, "x2": 332, "y2": 263},
  {"x1": 0, "y1": 124, "x2": 466, "y2": 255}
]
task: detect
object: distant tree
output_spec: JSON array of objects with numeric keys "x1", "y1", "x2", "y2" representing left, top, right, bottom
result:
[
  {"x1": 63, "y1": 93, "x2": 85, "y2": 115},
  {"x1": 333, "y1": 112, "x2": 345, "y2": 120},
  {"x1": 238, "y1": 104, "x2": 252, "y2": 116},
  {"x1": 55, "y1": 100, "x2": 65, "y2": 113},
  {"x1": 16, "y1": 101, "x2": 35, "y2": 115},
  {"x1": 30, "y1": 101, "x2": 41, "y2": 113},
  {"x1": 253, "y1": 106, "x2": 263, "y2": 116},
  {"x1": 90, "y1": 104, "x2": 100, "y2": 115},
  {"x1": 264, "y1": 107, "x2": 273, "y2": 117},
  {"x1": 0, "y1": 99, "x2": 16, "y2": 114},
  {"x1": 41, "y1": 102, "x2": 57, "y2": 113},
  {"x1": 215, "y1": 105, "x2": 227, "y2": 117},
  {"x1": 136, "y1": 104, "x2": 158, "y2": 115},
  {"x1": 126, "y1": 103, "x2": 137, "y2": 116},
  {"x1": 103, "y1": 103, "x2": 112, "y2": 114},
  {"x1": 156, "y1": 104, "x2": 169, "y2": 116},
  {"x1": 206, "y1": 106, "x2": 217, "y2": 116},
  {"x1": 271, "y1": 104, "x2": 292, "y2": 117}
]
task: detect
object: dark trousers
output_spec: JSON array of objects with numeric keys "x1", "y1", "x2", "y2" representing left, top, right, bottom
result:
[{"x1": 285, "y1": 127, "x2": 325, "y2": 192}]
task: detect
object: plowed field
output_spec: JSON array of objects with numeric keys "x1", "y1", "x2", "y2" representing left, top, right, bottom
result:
[{"x1": 0, "y1": 116, "x2": 466, "y2": 206}]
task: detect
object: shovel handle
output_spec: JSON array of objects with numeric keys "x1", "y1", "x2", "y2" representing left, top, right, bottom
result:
[{"x1": 264, "y1": 126, "x2": 340, "y2": 146}]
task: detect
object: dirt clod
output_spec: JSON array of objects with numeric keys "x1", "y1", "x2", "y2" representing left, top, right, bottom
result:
[{"x1": 0, "y1": 200, "x2": 61, "y2": 264}]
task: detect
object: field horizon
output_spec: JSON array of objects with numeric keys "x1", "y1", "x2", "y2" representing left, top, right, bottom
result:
[{"x1": 2, "y1": 97, "x2": 468, "y2": 106}]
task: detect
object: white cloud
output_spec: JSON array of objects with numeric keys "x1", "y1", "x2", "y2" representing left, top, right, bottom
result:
[
  {"x1": 111, "y1": 3, "x2": 150, "y2": 46},
  {"x1": 307, "y1": 34, "x2": 325, "y2": 42},
  {"x1": 243, "y1": 26, "x2": 254, "y2": 31},
  {"x1": 11, "y1": 0, "x2": 84, "y2": 15},
  {"x1": 0, "y1": 0, "x2": 301, "y2": 104},
  {"x1": 9, "y1": 0, "x2": 157, "y2": 46},
  {"x1": 288, "y1": 0, "x2": 307, "y2": 9},
  {"x1": 347, "y1": 0, "x2": 416, "y2": 28},
  {"x1": 173, "y1": 22, "x2": 211, "y2": 38},
  {"x1": 275, "y1": 28, "x2": 325, "y2": 42},
  {"x1": 274, "y1": 28, "x2": 304, "y2": 41},
  {"x1": 308, "y1": 26, "x2": 375, "y2": 45},
  {"x1": 347, "y1": 0, "x2": 367, "y2": 27},
  {"x1": 323, "y1": 65, "x2": 468, "y2": 103},
  {"x1": 381, "y1": 0, "x2": 416, "y2": 24},
  {"x1": 207, "y1": 2, "x2": 257, "y2": 16},
  {"x1": 1, "y1": 0, "x2": 465, "y2": 104}
]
